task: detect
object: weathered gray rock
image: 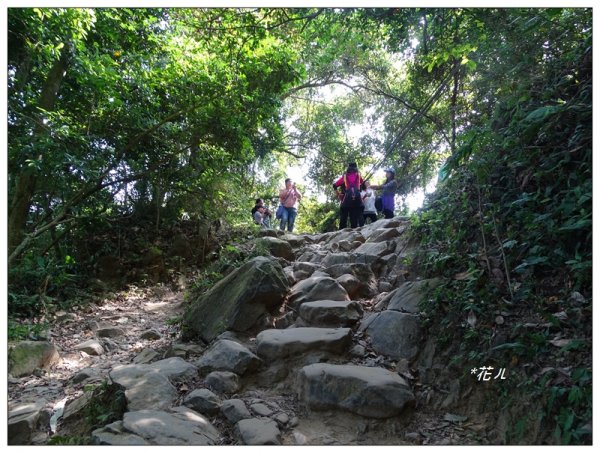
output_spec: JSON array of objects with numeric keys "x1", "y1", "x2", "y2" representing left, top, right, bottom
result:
[
  {"x1": 256, "y1": 236, "x2": 295, "y2": 261},
  {"x1": 111, "y1": 370, "x2": 177, "y2": 411},
  {"x1": 292, "y1": 261, "x2": 323, "y2": 281},
  {"x1": 96, "y1": 325, "x2": 125, "y2": 338},
  {"x1": 164, "y1": 342, "x2": 205, "y2": 359},
  {"x1": 146, "y1": 357, "x2": 199, "y2": 383},
  {"x1": 298, "y1": 300, "x2": 363, "y2": 327},
  {"x1": 288, "y1": 276, "x2": 349, "y2": 309},
  {"x1": 140, "y1": 329, "x2": 161, "y2": 340},
  {"x1": 257, "y1": 228, "x2": 278, "y2": 238},
  {"x1": 296, "y1": 249, "x2": 328, "y2": 264},
  {"x1": 221, "y1": 398, "x2": 252, "y2": 423},
  {"x1": 281, "y1": 234, "x2": 306, "y2": 248},
  {"x1": 325, "y1": 263, "x2": 379, "y2": 298},
  {"x1": 330, "y1": 241, "x2": 362, "y2": 252},
  {"x1": 92, "y1": 421, "x2": 149, "y2": 445},
  {"x1": 354, "y1": 240, "x2": 396, "y2": 257},
  {"x1": 297, "y1": 363, "x2": 415, "y2": 418},
  {"x1": 183, "y1": 256, "x2": 289, "y2": 342},
  {"x1": 361, "y1": 311, "x2": 421, "y2": 360},
  {"x1": 273, "y1": 412, "x2": 289, "y2": 427},
  {"x1": 256, "y1": 327, "x2": 352, "y2": 360},
  {"x1": 71, "y1": 367, "x2": 102, "y2": 384},
  {"x1": 235, "y1": 418, "x2": 281, "y2": 445},
  {"x1": 376, "y1": 279, "x2": 442, "y2": 313},
  {"x1": 324, "y1": 229, "x2": 365, "y2": 246},
  {"x1": 133, "y1": 348, "x2": 160, "y2": 364},
  {"x1": 250, "y1": 402, "x2": 273, "y2": 417},
  {"x1": 58, "y1": 391, "x2": 96, "y2": 437},
  {"x1": 8, "y1": 341, "x2": 61, "y2": 377},
  {"x1": 8, "y1": 399, "x2": 49, "y2": 445},
  {"x1": 183, "y1": 389, "x2": 221, "y2": 415},
  {"x1": 320, "y1": 253, "x2": 386, "y2": 275},
  {"x1": 102, "y1": 408, "x2": 220, "y2": 445},
  {"x1": 365, "y1": 227, "x2": 403, "y2": 243},
  {"x1": 335, "y1": 274, "x2": 362, "y2": 298},
  {"x1": 206, "y1": 371, "x2": 241, "y2": 394},
  {"x1": 195, "y1": 339, "x2": 261, "y2": 376},
  {"x1": 378, "y1": 281, "x2": 394, "y2": 293},
  {"x1": 109, "y1": 358, "x2": 196, "y2": 411},
  {"x1": 74, "y1": 339, "x2": 105, "y2": 356}
]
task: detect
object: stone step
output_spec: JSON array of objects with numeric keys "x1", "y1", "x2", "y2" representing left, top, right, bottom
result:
[
  {"x1": 256, "y1": 327, "x2": 352, "y2": 360},
  {"x1": 297, "y1": 363, "x2": 415, "y2": 418},
  {"x1": 298, "y1": 300, "x2": 363, "y2": 327}
]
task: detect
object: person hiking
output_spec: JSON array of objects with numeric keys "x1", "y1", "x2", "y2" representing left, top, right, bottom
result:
[
  {"x1": 251, "y1": 198, "x2": 272, "y2": 228},
  {"x1": 371, "y1": 168, "x2": 398, "y2": 219},
  {"x1": 278, "y1": 178, "x2": 302, "y2": 232},
  {"x1": 361, "y1": 180, "x2": 378, "y2": 225},
  {"x1": 253, "y1": 205, "x2": 270, "y2": 229},
  {"x1": 333, "y1": 162, "x2": 365, "y2": 229}
]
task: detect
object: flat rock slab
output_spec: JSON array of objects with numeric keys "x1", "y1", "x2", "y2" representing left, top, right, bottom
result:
[
  {"x1": 235, "y1": 418, "x2": 281, "y2": 445},
  {"x1": 8, "y1": 399, "x2": 49, "y2": 445},
  {"x1": 298, "y1": 300, "x2": 363, "y2": 327},
  {"x1": 111, "y1": 357, "x2": 198, "y2": 384},
  {"x1": 109, "y1": 358, "x2": 197, "y2": 410},
  {"x1": 93, "y1": 407, "x2": 220, "y2": 445},
  {"x1": 256, "y1": 327, "x2": 352, "y2": 360},
  {"x1": 112, "y1": 370, "x2": 177, "y2": 411},
  {"x1": 297, "y1": 363, "x2": 415, "y2": 418}
]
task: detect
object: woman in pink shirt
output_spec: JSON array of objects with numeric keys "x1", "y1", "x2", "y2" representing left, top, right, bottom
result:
[{"x1": 278, "y1": 178, "x2": 302, "y2": 232}]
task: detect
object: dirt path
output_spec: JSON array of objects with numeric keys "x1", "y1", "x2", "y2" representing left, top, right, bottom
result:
[{"x1": 8, "y1": 285, "x2": 185, "y2": 421}]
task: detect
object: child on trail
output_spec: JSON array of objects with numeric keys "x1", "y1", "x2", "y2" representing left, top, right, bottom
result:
[
  {"x1": 371, "y1": 168, "x2": 398, "y2": 219},
  {"x1": 361, "y1": 180, "x2": 378, "y2": 225},
  {"x1": 251, "y1": 198, "x2": 272, "y2": 228},
  {"x1": 253, "y1": 205, "x2": 270, "y2": 229}
]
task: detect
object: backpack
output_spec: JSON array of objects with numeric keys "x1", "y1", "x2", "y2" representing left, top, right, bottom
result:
[{"x1": 342, "y1": 172, "x2": 363, "y2": 207}]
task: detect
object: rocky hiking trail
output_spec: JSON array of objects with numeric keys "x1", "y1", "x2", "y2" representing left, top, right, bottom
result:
[{"x1": 8, "y1": 218, "x2": 491, "y2": 445}]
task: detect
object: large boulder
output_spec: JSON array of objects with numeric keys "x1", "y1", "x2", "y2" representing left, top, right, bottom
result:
[
  {"x1": 256, "y1": 327, "x2": 351, "y2": 360},
  {"x1": 360, "y1": 311, "x2": 421, "y2": 360},
  {"x1": 256, "y1": 237, "x2": 295, "y2": 261},
  {"x1": 195, "y1": 339, "x2": 261, "y2": 376},
  {"x1": 183, "y1": 256, "x2": 289, "y2": 343},
  {"x1": 287, "y1": 276, "x2": 349, "y2": 309},
  {"x1": 297, "y1": 363, "x2": 415, "y2": 418},
  {"x1": 354, "y1": 240, "x2": 396, "y2": 257},
  {"x1": 93, "y1": 408, "x2": 220, "y2": 445},
  {"x1": 375, "y1": 279, "x2": 442, "y2": 313},
  {"x1": 324, "y1": 263, "x2": 379, "y2": 298},
  {"x1": 8, "y1": 341, "x2": 61, "y2": 377}
]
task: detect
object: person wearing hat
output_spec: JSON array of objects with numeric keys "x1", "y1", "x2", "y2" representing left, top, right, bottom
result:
[
  {"x1": 371, "y1": 168, "x2": 397, "y2": 219},
  {"x1": 333, "y1": 162, "x2": 365, "y2": 229}
]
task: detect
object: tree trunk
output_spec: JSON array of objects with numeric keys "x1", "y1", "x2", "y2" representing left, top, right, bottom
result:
[{"x1": 8, "y1": 46, "x2": 70, "y2": 256}]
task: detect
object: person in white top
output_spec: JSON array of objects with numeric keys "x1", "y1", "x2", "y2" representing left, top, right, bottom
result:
[{"x1": 360, "y1": 180, "x2": 378, "y2": 226}]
